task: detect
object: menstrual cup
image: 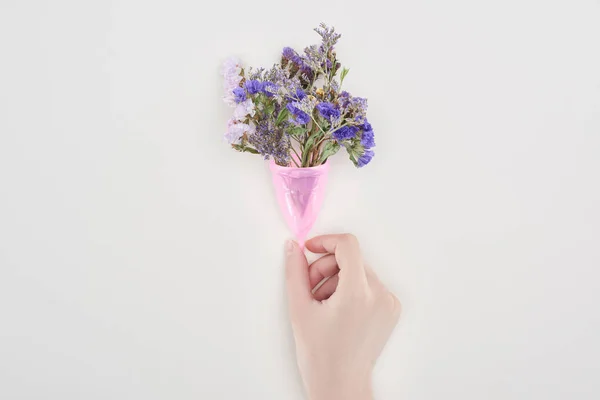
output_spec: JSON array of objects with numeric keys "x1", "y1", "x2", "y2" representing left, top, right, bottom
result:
[{"x1": 270, "y1": 160, "x2": 329, "y2": 247}]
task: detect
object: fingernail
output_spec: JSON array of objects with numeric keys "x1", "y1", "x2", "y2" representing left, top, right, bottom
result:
[{"x1": 285, "y1": 240, "x2": 295, "y2": 254}]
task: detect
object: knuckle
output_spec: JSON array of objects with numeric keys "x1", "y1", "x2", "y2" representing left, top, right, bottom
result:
[
  {"x1": 389, "y1": 293, "x2": 402, "y2": 318},
  {"x1": 341, "y1": 233, "x2": 359, "y2": 247}
]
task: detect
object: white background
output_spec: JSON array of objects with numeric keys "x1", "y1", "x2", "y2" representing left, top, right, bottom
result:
[{"x1": 1, "y1": 1, "x2": 599, "y2": 399}]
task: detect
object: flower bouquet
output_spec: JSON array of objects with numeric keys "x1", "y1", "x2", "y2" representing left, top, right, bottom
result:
[{"x1": 222, "y1": 24, "x2": 375, "y2": 245}]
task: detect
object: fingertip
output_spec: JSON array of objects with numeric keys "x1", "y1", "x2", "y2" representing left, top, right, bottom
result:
[
  {"x1": 284, "y1": 239, "x2": 312, "y2": 309},
  {"x1": 285, "y1": 239, "x2": 297, "y2": 255},
  {"x1": 304, "y1": 236, "x2": 323, "y2": 253}
]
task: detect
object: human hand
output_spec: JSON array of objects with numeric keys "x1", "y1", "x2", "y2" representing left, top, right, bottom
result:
[{"x1": 285, "y1": 234, "x2": 401, "y2": 400}]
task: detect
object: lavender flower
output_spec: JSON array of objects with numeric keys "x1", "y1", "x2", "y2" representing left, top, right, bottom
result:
[
  {"x1": 282, "y1": 47, "x2": 295, "y2": 59},
  {"x1": 232, "y1": 87, "x2": 246, "y2": 103},
  {"x1": 282, "y1": 47, "x2": 304, "y2": 66},
  {"x1": 314, "y1": 23, "x2": 341, "y2": 50},
  {"x1": 338, "y1": 95, "x2": 368, "y2": 122},
  {"x1": 357, "y1": 149, "x2": 374, "y2": 167},
  {"x1": 248, "y1": 120, "x2": 290, "y2": 165},
  {"x1": 245, "y1": 80, "x2": 263, "y2": 95},
  {"x1": 296, "y1": 95, "x2": 318, "y2": 114},
  {"x1": 261, "y1": 81, "x2": 278, "y2": 97},
  {"x1": 302, "y1": 23, "x2": 341, "y2": 72},
  {"x1": 352, "y1": 97, "x2": 368, "y2": 109},
  {"x1": 361, "y1": 129, "x2": 375, "y2": 148},
  {"x1": 316, "y1": 102, "x2": 340, "y2": 121},
  {"x1": 360, "y1": 120, "x2": 375, "y2": 148},
  {"x1": 296, "y1": 88, "x2": 306, "y2": 100},
  {"x1": 332, "y1": 125, "x2": 359, "y2": 141},
  {"x1": 286, "y1": 88, "x2": 306, "y2": 103},
  {"x1": 330, "y1": 80, "x2": 340, "y2": 93},
  {"x1": 287, "y1": 102, "x2": 310, "y2": 125},
  {"x1": 338, "y1": 91, "x2": 351, "y2": 108}
]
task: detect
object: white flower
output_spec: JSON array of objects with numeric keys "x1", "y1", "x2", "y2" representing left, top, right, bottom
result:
[
  {"x1": 224, "y1": 119, "x2": 252, "y2": 145},
  {"x1": 222, "y1": 57, "x2": 243, "y2": 107},
  {"x1": 222, "y1": 57, "x2": 242, "y2": 78},
  {"x1": 233, "y1": 99, "x2": 255, "y2": 121},
  {"x1": 223, "y1": 73, "x2": 242, "y2": 90},
  {"x1": 223, "y1": 89, "x2": 239, "y2": 107},
  {"x1": 222, "y1": 74, "x2": 243, "y2": 107}
]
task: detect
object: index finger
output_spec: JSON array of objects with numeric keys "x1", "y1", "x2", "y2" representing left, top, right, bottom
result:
[{"x1": 305, "y1": 234, "x2": 367, "y2": 290}]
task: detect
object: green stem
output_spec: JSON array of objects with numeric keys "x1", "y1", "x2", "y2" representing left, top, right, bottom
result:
[
  {"x1": 310, "y1": 114, "x2": 327, "y2": 135},
  {"x1": 315, "y1": 136, "x2": 332, "y2": 149},
  {"x1": 290, "y1": 135, "x2": 302, "y2": 144},
  {"x1": 290, "y1": 146, "x2": 301, "y2": 167}
]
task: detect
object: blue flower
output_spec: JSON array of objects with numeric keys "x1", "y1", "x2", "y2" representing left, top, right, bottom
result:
[
  {"x1": 316, "y1": 102, "x2": 341, "y2": 121},
  {"x1": 300, "y1": 65, "x2": 314, "y2": 78},
  {"x1": 282, "y1": 47, "x2": 304, "y2": 66},
  {"x1": 361, "y1": 129, "x2": 375, "y2": 148},
  {"x1": 286, "y1": 102, "x2": 299, "y2": 114},
  {"x1": 286, "y1": 102, "x2": 310, "y2": 125},
  {"x1": 362, "y1": 120, "x2": 372, "y2": 132},
  {"x1": 338, "y1": 91, "x2": 351, "y2": 108},
  {"x1": 294, "y1": 111, "x2": 310, "y2": 125},
  {"x1": 357, "y1": 149, "x2": 374, "y2": 167},
  {"x1": 360, "y1": 120, "x2": 375, "y2": 148},
  {"x1": 296, "y1": 88, "x2": 306, "y2": 100},
  {"x1": 245, "y1": 80, "x2": 263, "y2": 95},
  {"x1": 332, "y1": 125, "x2": 359, "y2": 141},
  {"x1": 262, "y1": 81, "x2": 278, "y2": 97},
  {"x1": 232, "y1": 87, "x2": 246, "y2": 103},
  {"x1": 282, "y1": 47, "x2": 296, "y2": 60}
]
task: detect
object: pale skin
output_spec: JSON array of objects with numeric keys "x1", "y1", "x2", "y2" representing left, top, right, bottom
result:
[{"x1": 285, "y1": 234, "x2": 402, "y2": 400}]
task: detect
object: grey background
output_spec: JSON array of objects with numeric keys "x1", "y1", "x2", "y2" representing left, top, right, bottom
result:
[{"x1": 1, "y1": 0, "x2": 599, "y2": 399}]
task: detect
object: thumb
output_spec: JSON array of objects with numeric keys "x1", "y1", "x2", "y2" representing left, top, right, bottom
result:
[{"x1": 285, "y1": 240, "x2": 312, "y2": 312}]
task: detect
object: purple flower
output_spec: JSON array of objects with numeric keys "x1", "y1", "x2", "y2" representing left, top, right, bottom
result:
[
  {"x1": 351, "y1": 96, "x2": 368, "y2": 110},
  {"x1": 360, "y1": 120, "x2": 375, "y2": 148},
  {"x1": 282, "y1": 47, "x2": 296, "y2": 60},
  {"x1": 357, "y1": 149, "x2": 374, "y2": 167},
  {"x1": 300, "y1": 65, "x2": 314, "y2": 78},
  {"x1": 361, "y1": 129, "x2": 375, "y2": 148},
  {"x1": 338, "y1": 91, "x2": 351, "y2": 108},
  {"x1": 362, "y1": 120, "x2": 372, "y2": 132},
  {"x1": 287, "y1": 102, "x2": 310, "y2": 125},
  {"x1": 296, "y1": 88, "x2": 306, "y2": 100},
  {"x1": 294, "y1": 111, "x2": 310, "y2": 125},
  {"x1": 332, "y1": 125, "x2": 359, "y2": 141},
  {"x1": 282, "y1": 47, "x2": 294, "y2": 57},
  {"x1": 248, "y1": 120, "x2": 290, "y2": 166},
  {"x1": 283, "y1": 46, "x2": 314, "y2": 81},
  {"x1": 232, "y1": 87, "x2": 246, "y2": 103},
  {"x1": 316, "y1": 102, "x2": 341, "y2": 121},
  {"x1": 245, "y1": 80, "x2": 263, "y2": 95},
  {"x1": 282, "y1": 47, "x2": 304, "y2": 66},
  {"x1": 261, "y1": 81, "x2": 278, "y2": 97}
]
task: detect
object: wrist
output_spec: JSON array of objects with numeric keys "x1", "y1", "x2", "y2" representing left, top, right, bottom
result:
[{"x1": 307, "y1": 372, "x2": 373, "y2": 400}]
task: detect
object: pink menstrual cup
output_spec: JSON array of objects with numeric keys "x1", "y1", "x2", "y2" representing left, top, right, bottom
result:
[{"x1": 270, "y1": 160, "x2": 329, "y2": 248}]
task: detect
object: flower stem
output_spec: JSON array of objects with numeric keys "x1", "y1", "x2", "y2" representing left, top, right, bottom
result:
[
  {"x1": 310, "y1": 114, "x2": 327, "y2": 135},
  {"x1": 290, "y1": 146, "x2": 301, "y2": 167}
]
